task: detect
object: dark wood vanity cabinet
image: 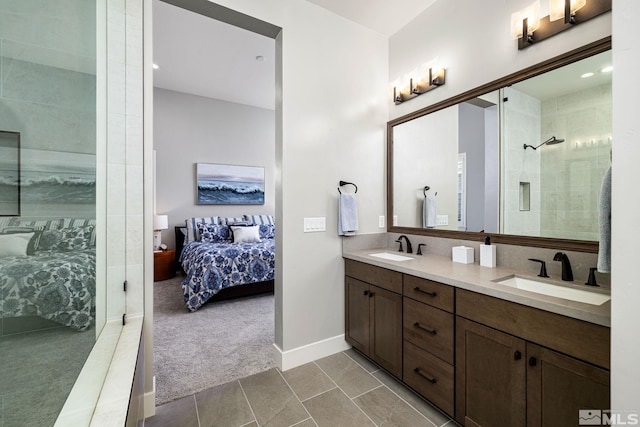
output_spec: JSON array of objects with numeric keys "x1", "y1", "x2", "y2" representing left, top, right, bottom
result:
[
  {"x1": 345, "y1": 260, "x2": 402, "y2": 378},
  {"x1": 402, "y1": 276, "x2": 455, "y2": 417},
  {"x1": 456, "y1": 289, "x2": 610, "y2": 427},
  {"x1": 344, "y1": 260, "x2": 610, "y2": 427}
]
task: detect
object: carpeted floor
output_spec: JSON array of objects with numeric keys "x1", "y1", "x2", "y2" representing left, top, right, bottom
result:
[{"x1": 153, "y1": 275, "x2": 275, "y2": 405}]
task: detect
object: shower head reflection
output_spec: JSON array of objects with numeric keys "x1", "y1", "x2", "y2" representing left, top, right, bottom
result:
[{"x1": 523, "y1": 136, "x2": 565, "y2": 150}]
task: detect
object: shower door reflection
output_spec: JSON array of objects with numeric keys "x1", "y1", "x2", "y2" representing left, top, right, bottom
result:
[{"x1": 0, "y1": 1, "x2": 115, "y2": 426}]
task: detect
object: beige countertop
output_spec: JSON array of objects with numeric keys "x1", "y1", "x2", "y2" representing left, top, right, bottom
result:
[{"x1": 343, "y1": 248, "x2": 611, "y2": 327}]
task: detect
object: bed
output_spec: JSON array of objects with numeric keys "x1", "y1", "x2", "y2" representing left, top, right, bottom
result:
[
  {"x1": 0, "y1": 218, "x2": 96, "y2": 331},
  {"x1": 177, "y1": 215, "x2": 275, "y2": 311}
]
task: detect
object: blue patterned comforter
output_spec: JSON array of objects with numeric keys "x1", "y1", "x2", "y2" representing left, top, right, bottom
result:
[
  {"x1": 180, "y1": 239, "x2": 275, "y2": 312},
  {"x1": 0, "y1": 250, "x2": 96, "y2": 331}
]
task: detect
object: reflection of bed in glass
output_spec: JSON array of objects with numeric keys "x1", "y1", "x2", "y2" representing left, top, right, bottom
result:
[{"x1": 0, "y1": 218, "x2": 96, "y2": 331}]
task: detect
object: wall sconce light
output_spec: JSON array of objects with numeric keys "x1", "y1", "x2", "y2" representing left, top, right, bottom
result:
[
  {"x1": 512, "y1": 0, "x2": 611, "y2": 50},
  {"x1": 393, "y1": 66, "x2": 446, "y2": 105}
]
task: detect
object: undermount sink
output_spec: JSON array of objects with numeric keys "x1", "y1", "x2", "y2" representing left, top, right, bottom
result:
[
  {"x1": 369, "y1": 252, "x2": 414, "y2": 262},
  {"x1": 494, "y1": 275, "x2": 611, "y2": 306}
]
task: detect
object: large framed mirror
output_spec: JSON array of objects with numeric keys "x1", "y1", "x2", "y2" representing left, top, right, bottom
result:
[{"x1": 387, "y1": 37, "x2": 611, "y2": 253}]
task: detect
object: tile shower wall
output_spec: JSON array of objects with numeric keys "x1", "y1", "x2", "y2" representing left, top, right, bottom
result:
[
  {"x1": 502, "y1": 87, "x2": 541, "y2": 236},
  {"x1": 540, "y1": 84, "x2": 612, "y2": 241}
]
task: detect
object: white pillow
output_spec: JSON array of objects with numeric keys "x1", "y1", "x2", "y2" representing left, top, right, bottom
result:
[
  {"x1": 0, "y1": 232, "x2": 35, "y2": 257},
  {"x1": 231, "y1": 225, "x2": 261, "y2": 243}
]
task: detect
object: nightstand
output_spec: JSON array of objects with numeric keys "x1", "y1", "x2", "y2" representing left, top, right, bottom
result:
[{"x1": 154, "y1": 249, "x2": 176, "y2": 281}]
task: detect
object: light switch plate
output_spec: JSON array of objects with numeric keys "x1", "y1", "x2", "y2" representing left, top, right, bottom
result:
[
  {"x1": 393, "y1": 215, "x2": 398, "y2": 226},
  {"x1": 437, "y1": 215, "x2": 448, "y2": 226},
  {"x1": 303, "y1": 217, "x2": 326, "y2": 232},
  {"x1": 378, "y1": 216, "x2": 385, "y2": 228}
]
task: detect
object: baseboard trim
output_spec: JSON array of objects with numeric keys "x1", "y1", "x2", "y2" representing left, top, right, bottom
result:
[
  {"x1": 143, "y1": 379, "x2": 156, "y2": 418},
  {"x1": 273, "y1": 334, "x2": 351, "y2": 371}
]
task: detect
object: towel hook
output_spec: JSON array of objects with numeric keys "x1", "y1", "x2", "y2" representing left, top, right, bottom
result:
[
  {"x1": 338, "y1": 180, "x2": 358, "y2": 194},
  {"x1": 423, "y1": 186, "x2": 437, "y2": 197}
]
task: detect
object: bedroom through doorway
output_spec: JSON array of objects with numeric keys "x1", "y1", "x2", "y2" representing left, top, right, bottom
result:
[{"x1": 151, "y1": 0, "x2": 280, "y2": 405}]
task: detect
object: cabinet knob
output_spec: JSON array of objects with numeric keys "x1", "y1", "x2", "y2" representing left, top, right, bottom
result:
[
  {"x1": 514, "y1": 350, "x2": 522, "y2": 360},
  {"x1": 529, "y1": 356, "x2": 537, "y2": 367},
  {"x1": 363, "y1": 290, "x2": 369, "y2": 296}
]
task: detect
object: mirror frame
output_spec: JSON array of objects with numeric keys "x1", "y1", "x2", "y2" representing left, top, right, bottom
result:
[{"x1": 387, "y1": 37, "x2": 611, "y2": 254}]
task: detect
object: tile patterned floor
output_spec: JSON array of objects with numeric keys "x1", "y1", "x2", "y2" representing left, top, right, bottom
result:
[{"x1": 145, "y1": 349, "x2": 459, "y2": 427}]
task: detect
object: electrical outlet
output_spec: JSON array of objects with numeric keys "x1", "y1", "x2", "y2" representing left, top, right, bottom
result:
[
  {"x1": 378, "y1": 216, "x2": 385, "y2": 228},
  {"x1": 303, "y1": 217, "x2": 326, "y2": 232},
  {"x1": 437, "y1": 215, "x2": 448, "y2": 226},
  {"x1": 393, "y1": 215, "x2": 398, "y2": 226}
]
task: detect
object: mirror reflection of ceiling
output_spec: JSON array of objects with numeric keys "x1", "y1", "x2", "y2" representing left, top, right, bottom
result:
[{"x1": 514, "y1": 51, "x2": 612, "y2": 100}]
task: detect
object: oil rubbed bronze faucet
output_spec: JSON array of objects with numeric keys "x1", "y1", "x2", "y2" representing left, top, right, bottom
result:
[
  {"x1": 553, "y1": 252, "x2": 574, "y2": 281},
  {"x1": 396, "y1": 235, "x2": 413, "y2": 254}
]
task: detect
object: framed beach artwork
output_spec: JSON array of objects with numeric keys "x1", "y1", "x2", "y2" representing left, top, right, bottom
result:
[
  {"x1": 196, "y1": 163, "x2": 265, "y2": 205},
  {"x1": 0, "y1": 131, "x2": 20, "y2": 216}
]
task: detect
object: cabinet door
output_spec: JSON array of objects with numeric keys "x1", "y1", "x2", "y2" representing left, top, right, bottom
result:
[
  {"x1": 456, "y1": 317, "x2": 526, "y2": 427},
  {"x1": 370, "y1": 285, "x2": 403, "y2": 378},
  {"x1": 527, "y1": 343, "x2": 610, "y2": 427},
  {"x1": 345, "y1": 277, "x2": 370, "y2": 354}
]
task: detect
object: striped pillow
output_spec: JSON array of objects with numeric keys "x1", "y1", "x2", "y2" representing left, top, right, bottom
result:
[
  {"x1": 185, "y1": 217, "x2": 222, "y2": 243},
  {"x1": 244, "y1": 214, "x2": 274, "y2": 225},
  {"x1": 223, "y1": 217, "x2": 247, "y2": 225}
]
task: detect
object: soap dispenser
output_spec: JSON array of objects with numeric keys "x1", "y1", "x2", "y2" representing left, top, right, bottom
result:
[{"x1": 480, "y1": 236, "x2": 497, "y2": 268}]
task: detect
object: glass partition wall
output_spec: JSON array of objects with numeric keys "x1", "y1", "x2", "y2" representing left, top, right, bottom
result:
[{"x1": 0, "y1": 1, "x2": 125, "y2": 426}]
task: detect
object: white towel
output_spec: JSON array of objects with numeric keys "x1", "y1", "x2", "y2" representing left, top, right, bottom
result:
[
  {"x1": 338, "y1": 193, "x2": 358, "y2": 236},
  {"x1": 597, "y1": 166, "x2": 611, "y2": 273},
  {"x1": 423, "y1": 194, "x2": 437, "y2": 228}
]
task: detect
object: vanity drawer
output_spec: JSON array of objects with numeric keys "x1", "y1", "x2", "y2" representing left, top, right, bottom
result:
[
  {"x1": 403, "y1": 297, "x2": 454, "y2": 364},
  {"x1": 403, "y1": 340, "x2": 454, "y2": 417},
  {"x1": 345, "y1": 259, "x2": 402, "y2": 294},
  {"x1": 403, "y1": 275, "x2": 454, "y2": 312}
]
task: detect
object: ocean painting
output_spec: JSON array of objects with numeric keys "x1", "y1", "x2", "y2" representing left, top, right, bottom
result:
[
  {"x1": 0, "y1": 132, "x2": 20, "y2": 216},
  {"x1": 197, "y1": 163, "x2": 264, "y2": 205}
]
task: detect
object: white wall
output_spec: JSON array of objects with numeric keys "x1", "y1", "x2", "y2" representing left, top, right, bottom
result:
[
  {"x1": 202, "y1": 0, "x2": 388, "y2": 360},
  {"x1": 153, "y1": 88, "x2": 275, "y2": 249},
  {"x1": 611, "y1": 0, "x2": 640, "y2": 412}
]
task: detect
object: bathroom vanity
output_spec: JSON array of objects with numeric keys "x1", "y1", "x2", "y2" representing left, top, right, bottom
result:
[{"x1": 343, "y1": 251, "x2": 611, "y2": 426}]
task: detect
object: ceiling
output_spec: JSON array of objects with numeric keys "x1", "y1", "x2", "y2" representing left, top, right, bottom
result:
[{"x1": 153, "y1": 0, "x2": 437, "y2": 110}]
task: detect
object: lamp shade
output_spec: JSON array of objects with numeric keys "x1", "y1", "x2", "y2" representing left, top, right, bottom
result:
[
  {"x1": 510, "y1": 1, "x2": 541, "y2": 39},
  {"x1": 549, "y1": 0, "x2": 586, "y2": 21},
  {"x1": 153, "y1": 214, "x2": 168, "y2": 230}
]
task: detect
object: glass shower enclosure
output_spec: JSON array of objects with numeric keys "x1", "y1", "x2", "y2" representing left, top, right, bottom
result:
[{"x1": 0, "y1": 1, "x2": 126, "y2": 425}]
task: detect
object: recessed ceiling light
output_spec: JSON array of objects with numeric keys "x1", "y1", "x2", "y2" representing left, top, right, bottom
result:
[
  {"x1": 600, "y1": 65, "x2": 613, "y2": 73},
  {"x1": 581, "y1": 72, "x2": 594, "y2": 78},
  {"x1": 153, "y1": 63, "x2": 159, "y2": 69},
  {"x1": 255, "y1": 56, "x2": 264, "y2": 62}
]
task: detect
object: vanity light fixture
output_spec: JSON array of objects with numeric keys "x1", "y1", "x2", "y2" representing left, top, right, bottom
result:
[
  {"x1": 512, "y1": 0, "x2": 611, "y2": 50},
  {"x1": 393, "y1": 66, "x2": 446, "y2": 105}
]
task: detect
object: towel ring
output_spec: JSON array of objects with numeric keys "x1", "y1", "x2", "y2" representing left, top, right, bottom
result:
[
  {"x1": 338, "y1": 180, "x2": 358, "y2": 194},
  {"x1": 423, "y1": 186, "x2": 437, "y2": 197}
]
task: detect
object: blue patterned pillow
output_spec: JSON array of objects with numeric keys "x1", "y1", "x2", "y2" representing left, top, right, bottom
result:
[
  {"x1": 198, "y1": 223, "x2": 232, "y2": 243},
  {"x1": 38, "y1": 226, "x2": 95, "y2": 251},
  {"x1": 185, "y1": 216, "x2": 222, "y2": 243},
  {"x1": 258, "y1": 224, "x2": 275, "y2": 239}
]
